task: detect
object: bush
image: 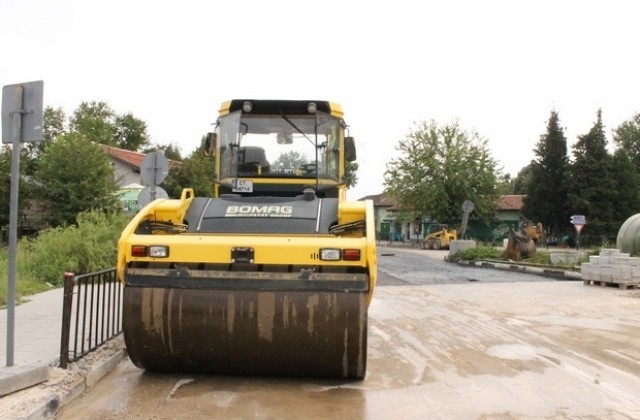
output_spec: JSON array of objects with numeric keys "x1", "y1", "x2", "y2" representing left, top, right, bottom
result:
[
  {"x1": 21, "y1": 210, "x2": 129, "y2": 286},
  {"x1": 448, "y1": 245, "x2": 502, "y2": 262}
]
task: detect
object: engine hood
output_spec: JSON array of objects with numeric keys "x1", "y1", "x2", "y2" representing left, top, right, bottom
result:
[{"x1": 183, "y1": 195, "x2": 339, "y2": 234}]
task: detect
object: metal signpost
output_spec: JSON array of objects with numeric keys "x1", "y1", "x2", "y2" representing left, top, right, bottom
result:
[
  {"x1": 140, "y1": 150, "x2": 169, "y2": 204},
  {"x1": 2, "y1": 81, "x2": 44, "y2": 366},
  {"x1": 570, "y1": 214, "x2": 586, "y2": 251},
  {"x1": 460, "y1": 200, "x2": 475, "y2": 239}
]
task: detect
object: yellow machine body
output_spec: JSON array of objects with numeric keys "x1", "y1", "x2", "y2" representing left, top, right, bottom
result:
[
  {"x1": 117, "y1": 100, "x2": 376, "y2": 378},
  {"x1": 422, "y1": 223, "x2": 458, "y2": 250}
]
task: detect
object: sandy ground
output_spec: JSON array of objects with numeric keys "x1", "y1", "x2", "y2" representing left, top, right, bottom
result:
[{"x1": 53, "y1": 281, "x2": 640, "y2": 420}]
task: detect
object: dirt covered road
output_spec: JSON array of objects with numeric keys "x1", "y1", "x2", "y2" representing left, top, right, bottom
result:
[{"x1": 58, "y1": 280, "x2": 640, "y2": 419}]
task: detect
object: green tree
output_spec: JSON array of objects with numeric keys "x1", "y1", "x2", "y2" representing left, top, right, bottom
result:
[
  {"x1": 345, "y1": 161, "x2": 358, "y2": 189},
  {"x1": 115, "y1": 113, "x2": 150, "y2": 150},
  {"x1": 611, "y1": 148, "x2": 640, "y2": 225},
  {"x1": 142, "y1": 143, "x2": 182, "y2": 161},
  {"x1": 511, "y1": 164, "x2": 533, "y2": 195},
  {"x1": 162, "y1": 150, "x2": 215, "y2": 198},
  {"x1": 523, "y1": 110, "x2": 570, "y2": 235},
  {"x1": 43, "y1": 106, "x2": 67, "y2": 143},
  {"x1": 271, "y1": 151, "x2": 307, "y2": 169},
  {"x1": 36, "y1": 133, "x2": 118, "y2": 226},
  {"x1": 0, "y1": 146, "x2": 11, "y2": 227},
  {"x1": 21, "y1": 106, "x2": 67, "y2": 177},
  {"x1": 62, "y1": 101, "x2": 151, "y2": 151},
  {"x1": 70, "y1": 101, "x2": 117, "y2": 145},
  {"x1": 383, "y1": 120, "x2": 498, "y2": 224},
  {"x1": 495, "y1": 173, "x2": 514, "y2": 195},
  {"x1": 0, "y1": 145, "x2": 37, "y2": 231},
  {"x1": 568, "y1": 109, "x2": 616, "y2": 241},
  {"x1": 612, "y1": 112, "x2": 640, "y2": 172}
]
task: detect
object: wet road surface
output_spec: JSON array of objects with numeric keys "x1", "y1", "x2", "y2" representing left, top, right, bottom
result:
[{"x1": 56, "y1": 247, "x2": 640, "y2": 419}]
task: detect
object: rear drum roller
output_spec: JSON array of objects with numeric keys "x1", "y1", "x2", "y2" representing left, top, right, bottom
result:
[{"x1": 123, "y1": 286, "x2": 368, "y2": 379}]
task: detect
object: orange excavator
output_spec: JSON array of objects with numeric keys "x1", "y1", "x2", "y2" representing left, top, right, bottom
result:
[{"x1": 502, "y1": 221, "x2": 543, "y2": 260}]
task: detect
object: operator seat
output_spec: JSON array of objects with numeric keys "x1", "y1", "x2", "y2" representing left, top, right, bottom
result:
[{"x1": 238, "y1": 146, "x2": 270, "y2": 174}]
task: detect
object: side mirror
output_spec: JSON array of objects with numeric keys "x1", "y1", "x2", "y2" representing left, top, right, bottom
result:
[
  {"x1": 204, "y1": 132, "x2": 217, "y2": 156},
  {"x1": 344, "y1": 137, "x2": 356, "y2": 162}
]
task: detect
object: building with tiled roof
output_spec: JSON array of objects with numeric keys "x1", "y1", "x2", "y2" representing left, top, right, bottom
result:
[
  {"x1": 496, "y1": 194, "x2": 524, "y2": 211},
  {"x1": 357, "y1": 193, "x2": 399, "y2": 240},
  {"x1": 361, "y1": 192, "x2": 527, "y2": 244},
  {"x1": 358, "y1": 193, "x2": 397, "y2": 207},
  {"x1": 99, "y1": 144, "x2": 180, "y2": 188}
]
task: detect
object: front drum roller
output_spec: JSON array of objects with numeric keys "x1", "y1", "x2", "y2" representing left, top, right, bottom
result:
[{"x1": 122, "y1": 269, "x2": 369, "y2": 379}]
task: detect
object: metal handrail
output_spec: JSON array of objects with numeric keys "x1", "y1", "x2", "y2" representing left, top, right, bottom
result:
[{"x1": 59, "y1": 268, "x2": 122, "y2": 368}]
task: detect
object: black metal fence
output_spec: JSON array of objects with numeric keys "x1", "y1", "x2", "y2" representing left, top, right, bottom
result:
[{"x1": 59, "y1": 268, "x2": 123, "y2": 368}]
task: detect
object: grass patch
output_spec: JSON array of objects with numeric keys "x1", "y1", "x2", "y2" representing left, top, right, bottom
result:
[
  {"x1": 0, "y1": 247, "x2": 52, "y2": 307},
  {"x1": 521, "y1": 251, "x2": 552, "y2": 265},
  {"x1": 448, "y1": 244, "x2": 596, "y2": 267}
]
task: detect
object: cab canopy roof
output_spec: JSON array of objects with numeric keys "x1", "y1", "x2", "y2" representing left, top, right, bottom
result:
[{"x1": 218, "y1": 99, "x2": 344, "y2": 118}]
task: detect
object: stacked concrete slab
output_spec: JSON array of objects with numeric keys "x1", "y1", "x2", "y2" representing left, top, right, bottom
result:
[{"x1": 581, "y1": 248, "x2": 640, "y2": 289}]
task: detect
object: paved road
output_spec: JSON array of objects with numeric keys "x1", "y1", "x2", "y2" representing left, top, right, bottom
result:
[
  {"x1": 56, "y1": 246, "x2": 640, "y2": 419},
  {"x1": 376, "y1": 246, "x2": 552, "y2": 286}
]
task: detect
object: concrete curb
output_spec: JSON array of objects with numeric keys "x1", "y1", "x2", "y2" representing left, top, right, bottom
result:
[
  {"x1": 26, "y1": 349, "x2": 127, "y2": 420},
  {"x1": 85, "y1": 348, "x2": 127, "y2": 388},
  {"x1": 0, "y1": 364, "x2": 50, "y2": 397},
  {"x1": 456, "y1": 259, "x2": 583, "y2": 280},
  {"x1": 1, "y1": 337, "x2": 127, "y2": 420}
]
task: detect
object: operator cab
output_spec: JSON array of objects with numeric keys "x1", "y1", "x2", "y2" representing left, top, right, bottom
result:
[{"x1": 205, "y1": 100, "x2": 356, "y2": 198}]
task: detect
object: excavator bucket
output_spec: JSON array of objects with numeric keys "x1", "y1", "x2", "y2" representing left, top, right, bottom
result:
[{"x1": 502, "y1": 227, "x2": 537, "y2": 260}]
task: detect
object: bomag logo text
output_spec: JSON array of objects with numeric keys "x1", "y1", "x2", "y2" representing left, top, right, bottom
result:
[{"x1": 225, "y1": 205, "x2": 293, "y2": 218}]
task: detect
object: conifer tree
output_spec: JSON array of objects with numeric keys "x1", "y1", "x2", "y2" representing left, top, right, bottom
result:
[
  {"x1": 523, "y1": 110, "x2": 570, "y2": 236},
  {"x1": 568, "y1": 109, "x2": 616, "y2": 242},
  {"x1": 611, "y1": 148, "x2": 640, "y2": 226}
]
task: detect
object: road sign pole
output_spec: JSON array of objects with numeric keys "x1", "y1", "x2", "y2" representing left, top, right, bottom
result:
[
  {"x1": 570, "y1": 216, "x2": 586, "y2": 253},
  {"x1": 6, "y1": 90, "x2": 23, "y2": 367},
  {"x1": 3, "y1": 80, "x2": 43, "y2": 367},
  {"x1": 151, "y1": 152, "x2": 157, "y2": 201}
]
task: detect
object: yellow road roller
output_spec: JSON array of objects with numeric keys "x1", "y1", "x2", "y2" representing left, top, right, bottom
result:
[{"x1": 117, "y1": 99, "x2": 377, "y2": 378}]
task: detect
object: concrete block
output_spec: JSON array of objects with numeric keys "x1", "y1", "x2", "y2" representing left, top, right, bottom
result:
[
  {"x1": 581, "y1": 263, "x2": 601, "y2": 281},
  {"x1": 550, "y1": 253, "x2": 583, "y2": 265},
  {"x1": 599, "y1": 265, "x2": 613, "y2": 282},
  {"x1": 449, "y1": 240, "x2": 476, "y2": 256},
  {"x1": 599, "y1": 248, "x2": 622, "y2": 256},
  {"x1": 600, "y1": 256, "x2": 613, "y2": 265},
  {"x1": 612, "y1": 257, "x2": 633, "y2": 266},
  {"x1": 579, "y1": 263, "x2": 593, "y2": 280},
  {"x1": 611, "y1": 265, "x2": 632, "y2": 280},
  {"x1": 627, "y1": 257, "x2": 640, "y2": 266}
]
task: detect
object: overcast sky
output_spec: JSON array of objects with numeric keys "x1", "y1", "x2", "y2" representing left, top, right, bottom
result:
[{"x1": 2, "y1": 0, "x2": 639, "y2": 200}]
